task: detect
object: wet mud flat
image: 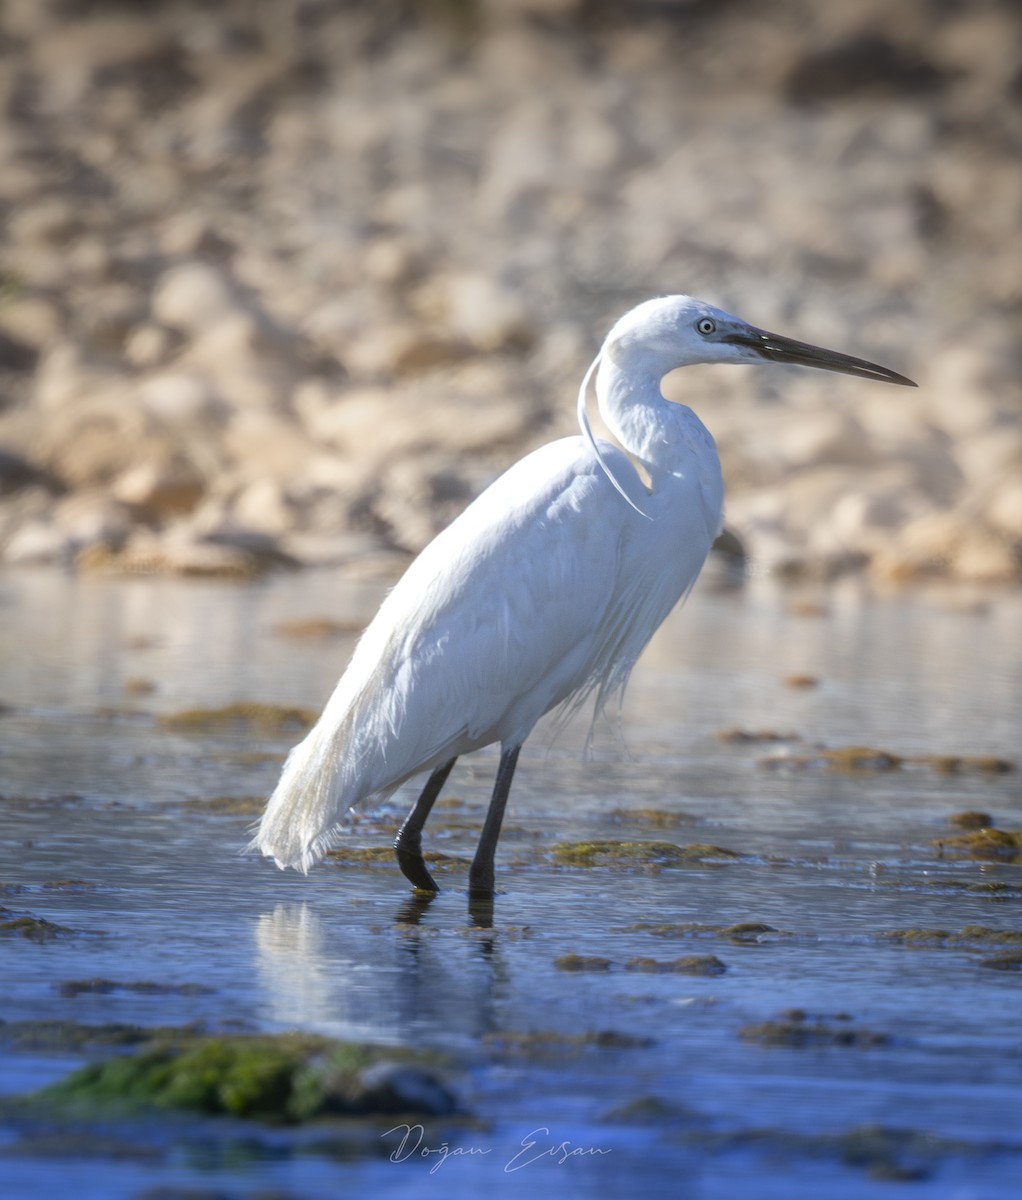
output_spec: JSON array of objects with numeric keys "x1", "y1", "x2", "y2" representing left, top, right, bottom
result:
[{"x1": 0, "y1": 568, "x2": 1020, "y2": 1199}]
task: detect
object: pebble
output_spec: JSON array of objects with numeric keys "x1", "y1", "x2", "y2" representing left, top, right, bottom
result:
[
  {"x1": 112, "y1": 461, "x2": 206, "y2": 520},
  {"x1": 151, "y1": 263, "x2": 238, "y2": 336}
]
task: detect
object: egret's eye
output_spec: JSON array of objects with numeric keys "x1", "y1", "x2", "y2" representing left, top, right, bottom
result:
[{"x1": 696, "y1": 318, "x2": 716, "y2": 336}]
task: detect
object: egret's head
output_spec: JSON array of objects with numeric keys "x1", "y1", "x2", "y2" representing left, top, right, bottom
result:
[{"x1": 603, "y1": 294, "x2": 915, "y2": 387}]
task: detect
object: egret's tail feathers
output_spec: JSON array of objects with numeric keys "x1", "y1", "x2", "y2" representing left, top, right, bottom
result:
[{"x1": 249, "y1": 721, "x2": 358, "y2": 873}]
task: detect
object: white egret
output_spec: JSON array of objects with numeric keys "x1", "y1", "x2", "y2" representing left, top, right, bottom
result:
[{"x1": 252, "y1": 294, "x2": 914, "y2": 897}]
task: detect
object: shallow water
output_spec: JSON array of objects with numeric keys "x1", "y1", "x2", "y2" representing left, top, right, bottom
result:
[{"x1": 1, "y1": 567, "x2": 1021, "y2": 1199}]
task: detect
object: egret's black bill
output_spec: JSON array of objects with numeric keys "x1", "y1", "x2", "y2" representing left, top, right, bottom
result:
[{"x1": 725, "y1": 328, "x2": 917, "y2": 387}]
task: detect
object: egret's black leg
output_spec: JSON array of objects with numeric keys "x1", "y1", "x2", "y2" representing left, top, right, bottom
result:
[
  {"x1": 395, "y1": 758, "x2": 456, "y2": 892},
  {"x1": 468, "y1": 744, "x2": 521, "y2": 898}
]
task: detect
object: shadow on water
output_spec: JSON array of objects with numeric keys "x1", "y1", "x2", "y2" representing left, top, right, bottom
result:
[{"x1": 1, "y1": 568, "x2": 1021, "y2": 1198}]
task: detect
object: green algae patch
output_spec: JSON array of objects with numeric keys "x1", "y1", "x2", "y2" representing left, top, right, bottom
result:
[
  {"x1": 32, "y1": 1032, "x2": 457, "y2": 1124},
  {"x1": 0, "y1": 915, "x2": 81, "y2": 942},
  {"x1": 325, "y1": 847, "x2": 468, "y2": 872},
  {"x1": 740, "y1": 1010, "x2": 890, "y2": 1049},
  {"x1": 159, "y1": 703, "x2": 317, "y2": 736},
  {"x1": 551, "y1": 840, "x2": 739, "y2": 869},
  {"x1": 554, "y1": 954, "x2": 612, "y2": 972},
  {"x1": 625, "y1": 955, "x2": 727, "y2": 976},
  {"x1": 935, "y1": 828, "x2": 1022, "y2": 862},
  {"x1": 880, "y1": 926, "x2": 1022, "y2": 949}
]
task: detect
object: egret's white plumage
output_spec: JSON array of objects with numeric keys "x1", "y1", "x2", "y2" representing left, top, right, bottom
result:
[{"x1": 252, "y1": 295, "x2": 914, "y2": 892}]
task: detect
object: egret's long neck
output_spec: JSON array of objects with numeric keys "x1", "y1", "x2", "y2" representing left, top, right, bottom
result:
[
  {"x1": 595, "y1": 351, "x2": 680, "y2": 472},
  {"x1": 594, "y1": 345, "x2": 724, "y2": 537}
]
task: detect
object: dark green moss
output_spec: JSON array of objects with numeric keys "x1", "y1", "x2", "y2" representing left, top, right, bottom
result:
[{"x1": 33, "y1": 1032, "x2": 456, "y2": 1124}]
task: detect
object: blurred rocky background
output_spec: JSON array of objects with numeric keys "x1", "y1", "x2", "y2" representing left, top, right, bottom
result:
[{"x1": 0, "y1": 0, "x2": 1019, "y2": 582}]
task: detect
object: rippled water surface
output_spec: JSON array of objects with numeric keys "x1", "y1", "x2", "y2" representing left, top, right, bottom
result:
[{"x1": 1, "y1": 568, "x2": 1020, "y2": 1199}]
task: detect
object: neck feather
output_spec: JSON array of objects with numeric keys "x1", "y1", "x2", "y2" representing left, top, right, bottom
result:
[{"x1": 595, "y1": 353, "x2": 676, "y2": 469}]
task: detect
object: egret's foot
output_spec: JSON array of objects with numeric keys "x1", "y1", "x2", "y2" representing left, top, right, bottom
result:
[{"x1": 394, "y1": 836, "x2": 440, "y2": 893}]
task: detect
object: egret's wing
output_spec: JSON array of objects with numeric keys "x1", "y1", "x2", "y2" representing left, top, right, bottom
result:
[{"x1": 351, "y1": 437, "x2": 640, "y2": 771}]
